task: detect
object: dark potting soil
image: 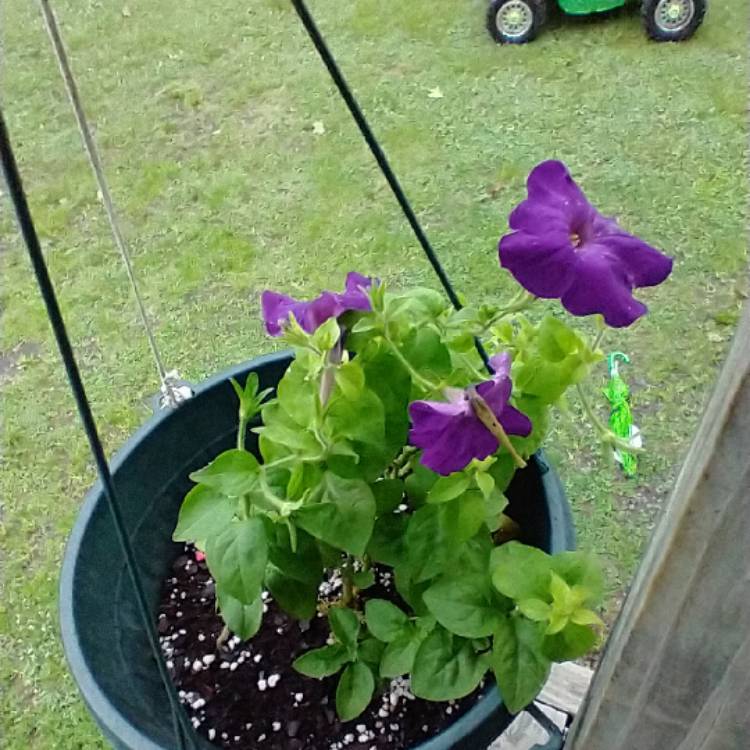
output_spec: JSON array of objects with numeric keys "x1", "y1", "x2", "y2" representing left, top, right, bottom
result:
[{"x1": 158, "y1": 546, "x2": 487, "y2": 750}]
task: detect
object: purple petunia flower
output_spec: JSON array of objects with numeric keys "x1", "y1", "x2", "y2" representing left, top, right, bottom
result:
[
  {"x1": 261, "y1": 272, "x2": 373, "y2": 337},
  {"x1": 499, "y1": 161, "x2": 673, "y2": 328},
  {"x1": 408, "y1": 353, "x2": 532, "y2": 476}
]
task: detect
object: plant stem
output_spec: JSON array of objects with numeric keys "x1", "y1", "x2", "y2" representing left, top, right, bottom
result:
[
  {"x1": 237, "y1": 415, "x2": 247, "y2": 451},
  {"x1": 593, "y1": 327, "x2": 606, "y2": 351},
  {"x1": 481, "y1": 291, "x2": 536, "y2": 333},
  {"x1": 216, "y1": 626, "x2": 230, "y2": 651},
  {"x1": 468, "y1": 388, "x2": 527, "y2": 469},
  {"x1": 383, "y1": 335, "x2": 439, "y2": 392},
  {"x1": 319, "y1": 340, "x2": 342, "y2": 407},
  {"x1": 340, "y1": 558, "x2": 355, "y2": 607},
  {"x1": 576, "y1": 383, "x2": 610, "y2": 435}
]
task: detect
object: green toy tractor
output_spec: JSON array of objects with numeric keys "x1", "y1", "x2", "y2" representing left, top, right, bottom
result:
[{"x1": 487, "y1": 0, "x2": 706, "y2": 44}]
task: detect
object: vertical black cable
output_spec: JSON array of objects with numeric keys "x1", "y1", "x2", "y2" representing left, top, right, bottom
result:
[
  {"x1": 290, "y1": 0, "x2": 492, "y2": 370},
  {"x1": 0, "y1": 109, "x2": 193, "y2": 750}
]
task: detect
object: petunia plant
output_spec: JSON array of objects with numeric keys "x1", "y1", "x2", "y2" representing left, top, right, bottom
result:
[{"x1": 174, "y1": 161, "x2": 672, "y2": 719}]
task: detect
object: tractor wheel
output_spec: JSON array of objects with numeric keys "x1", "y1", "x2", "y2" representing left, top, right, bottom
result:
[
  {"x1": 642, "y1": 0, "x2": 706, "y2": 41},
  {"x1": 487, "y1": 0, "x2": 546, "y2": 44}
]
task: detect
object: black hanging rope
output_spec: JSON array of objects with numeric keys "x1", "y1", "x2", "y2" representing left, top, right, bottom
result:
[
  {"x1": 290, "y1": 0, "x2": 492, "y2": 371},
  {"x1": 0, "y1": 110, "x2": 194, "y2": 750}
]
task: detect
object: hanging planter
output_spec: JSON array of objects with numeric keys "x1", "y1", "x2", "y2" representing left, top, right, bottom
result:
[{"x1": 60, "y1": 352, "x2": 575, "y2": 750}]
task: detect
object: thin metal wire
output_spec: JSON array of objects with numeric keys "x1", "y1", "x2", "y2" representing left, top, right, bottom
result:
[
  {"x1": 0, "y1": 109, "x2": 193, "y2": 750},
  {"x1": 290, "y1": 0, "x2": 493, "y2": 372},
  {"x1": 38, "y1": 0, "x2": 190, "y2": 406}
]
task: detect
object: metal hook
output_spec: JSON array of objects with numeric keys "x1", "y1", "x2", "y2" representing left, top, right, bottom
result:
[
  {"x1": 607, "y1": 351, "x2": 630, "y2": 377},
  {"x1": 526, "y1": 702, "x2": 566, "y2": 750}
]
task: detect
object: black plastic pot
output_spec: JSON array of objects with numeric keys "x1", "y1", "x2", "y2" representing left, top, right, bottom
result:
[{"x1": 60, "y1": 352, "x2": 575, "y2": 750}]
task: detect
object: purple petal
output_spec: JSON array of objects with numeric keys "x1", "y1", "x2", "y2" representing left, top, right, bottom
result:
[
  {"x1": 339, "y1": 272, "x2": 374, "y2": 312},
  {"x1": 261, "y1": 291, "x2": 300, "y2": 336},
  {"x1": 499, "y1": 404, "x2": 533, "y2": 437},
  {"x1": 261, "y1": 272, "x2": 375, "y2": 337},
  {"x1": 499, "y1": 231, "x2": 577, "y2": 298},
  {"x1": 409, "y1": 399, "x2": 497, "y2": 475},
  {"x1": 476, "y1": 374, "x2": 512, "y2": 418},
  {"x1": 299, "y1": 292, "x2": 342, "y2": 333},
  {"x1": 562, "y1": 250, "x2": 647, "y2": 328},
  {"x1": 526, "y1": 161, "x2": 591, "y2": 209},
  {"x1": 592, "y1": 233, "x2": 673, "y2": 289},
  {"x1": 488, "y1": 352, "x2": 512, "y2": 378}
]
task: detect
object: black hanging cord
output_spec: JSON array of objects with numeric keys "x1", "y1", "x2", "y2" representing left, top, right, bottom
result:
[
  {"x1": 0, "y1": 110, "x2": 194, "y2": 750},
  {"x1": 290, "y1": 0, "x2": 492, "y2": 371}
]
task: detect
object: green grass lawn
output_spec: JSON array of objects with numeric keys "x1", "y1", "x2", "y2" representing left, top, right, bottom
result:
[{"x1": 1, "y1": 0, "x2": 747, "y2": 746}]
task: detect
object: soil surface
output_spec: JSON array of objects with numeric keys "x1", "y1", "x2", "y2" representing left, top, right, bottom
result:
[{"x1": 158, "y1": 546, "x2": 487, "y2": 749}]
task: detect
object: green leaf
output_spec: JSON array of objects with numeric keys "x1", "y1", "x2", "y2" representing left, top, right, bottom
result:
[
  {"x1": 334, "y1": 360, "x2": 365, "y2": 399},
  {"x1": 264, "y1": 528, "x2": 321, "y2": 619},
  {"x1": 256, "y1": 403, "x2": 323, "y2": 457},
  {"x1": 268, "y1": 527, "x2": 323, "y2": 585},
  {"x1": 491, "y1": 616, "x2": 551, "y2": 714},
  {"x1": 371, "y1": 479, "x2": 405, "y2": 514},
  {"x1": 405, "y1": 462, "x2": 438, "y2": 506},
  {"x1": 329, "y1": 607, "x2": 360, "y2": 658},
  {"x1": 216, "y1": 586, "x2": 263, "y2": 640},
  {"x1": 490, "y1": 542, "x2": 553, "y2": 602},
  {"x1": 173, "y1": 484, "x2": 236, "y2": 542},
  {"x1": 352, "y1": 569, "x2": 375, "y2": 590},
  {"x1": 189, "y1": 449, "x2": 259, "y2": 496},
  {"x1": 549, "y1": 572, "x2": 572, "y2": 609},
  {"x1": 380, "y1": 625, "x2": 424, "y2": 678},
  {"x1": 488, "y1": 453, "x2": 517, "y2": 495},
  {"x1": 403, "y1": 494, "x2": 485, "y2": 584},
  {"x1": 476, "y1": 471, "x2": 495, "y2": 499},
  {"x1": 294, "y1": 473, "x2": 376, "y2": 556},
  {"x1": 423, "y1": 575, "x2": 502, "y2": 638},
  {"x1": 444, "y1": 491, "x2": 486, "y2": 542},
  {"x1": 327, "y1": 388, "x2": 386, "y2": 447},
  {"x1": 512, "y1": 315, "x2": 600, "y2": 405},
  {"x1": 286, "y1": 461, "x2": 324, "y2": 502},
  {"x1": 401, "y1": 327, "x2": 452, "y2": 379},
  {"x1": 403, "y1": 505, "x2": 457, "y2": 583},
  {"x1": 231, "y1": 372, "x2": 272, "y2": 421},
  {"x1": 484, "y1": 488, "x2": 509, "y2": 532},
  {"x1": 393, "y1": 566, "x2": 433, "y2": 616},
  {"x1": 546, "y1": 612, "x2": 569, "y2": 635},
  {"x1": 206, "y1": 518, "x2": 268, "y2": 604},
  {"x1": 367, "y1": 513, "x2": 408, "y2": 567},
  {"x1": 427, "y1": 473, "x2": 471, "y2": 504},
  {"x1": 358, "y1": 637, "x2": 385, "y2": 668},
  {"x1": 312, "y1": 317, "x2": 341, "y2": 351},
  {"x1": 551, "y1": 551, "x2": 605, "y2": 606},
  {"x1": 543, "y1": 623, "x2": 598, "y2": 662},
  {"x1": 336, "y1": 662, "x2": 375, "y2": 721},
  {"x1": 411, "y1": 628, "x2": 487, "y2": 701},
  {"x1": 571, "y1": 608, "x2": 604, "y2": 627},
  {"x1": 360, "y1": 352, "x2": 411, "y2": 459},
  {"x1": 275, "y1": 357, "x2": 317, "y2": 427},
  {"x1": 265, "y1": 565, "x2": 318, "y2": 619},
  {"x1": 517, "y1": 599, "x2": 552, "y2": 622},
  {"x1": 387, "y1": 287, "x2": 447, "y2": 322},
  {"x1": 365, "y1": 599, "x2": 409, "y2": 643},
  {"x1": 293, "y1": 644, "x2": 350, "y2": 678}
]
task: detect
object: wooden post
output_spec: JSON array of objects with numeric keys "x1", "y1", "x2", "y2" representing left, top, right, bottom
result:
[{"x1": 567, "y1": 300, "x2": 750, "y2": 750}]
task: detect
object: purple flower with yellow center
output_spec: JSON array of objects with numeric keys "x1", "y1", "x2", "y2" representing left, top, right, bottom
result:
[
  {"x1": 499, "y1": 161, "x2": 673, "y2": 328},
  {"x1": 408, "y1": 353, "x2": 532, "y2": 476},
  {"x1": 262, "y1": 272, "x2": 373, "y2": 337}
]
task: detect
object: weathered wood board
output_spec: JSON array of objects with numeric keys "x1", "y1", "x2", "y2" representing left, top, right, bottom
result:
[{"x1": 567, "y1": 300, "x2": 750, "y2": 750}]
